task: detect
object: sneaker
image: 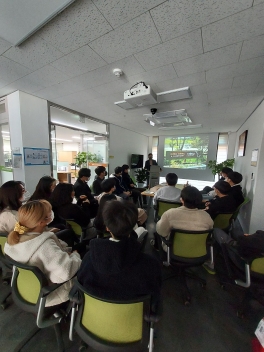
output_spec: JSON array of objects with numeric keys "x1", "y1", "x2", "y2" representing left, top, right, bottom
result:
[{"x1": 203, "y1": 262, "x2": 216, "y2": 275}]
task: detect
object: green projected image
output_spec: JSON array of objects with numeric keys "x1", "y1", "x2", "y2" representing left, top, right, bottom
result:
[{"x1": 164, "y1": 136, "x2": 209, "y2": 170}]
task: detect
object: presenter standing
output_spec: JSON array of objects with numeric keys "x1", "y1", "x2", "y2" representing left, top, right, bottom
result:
[{"x1": 144, "y1": 153, "x2": 158, "y2": 187}]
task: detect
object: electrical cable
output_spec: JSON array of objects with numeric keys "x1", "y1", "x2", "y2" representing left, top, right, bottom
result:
[{"x1": 129, "y1": 81, "x2": 148, "y2": 95}]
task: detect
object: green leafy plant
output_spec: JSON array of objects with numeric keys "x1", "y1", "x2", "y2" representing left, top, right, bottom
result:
[
  {"x1": 134, "y1": 168, "x2": 148, "y2": 183},
  {"x1": 74, "y1": 152, "x2": 88, "y2": 167},
  {"x1": 207, "y1": 158, "x2": 235, "y2": 176}
]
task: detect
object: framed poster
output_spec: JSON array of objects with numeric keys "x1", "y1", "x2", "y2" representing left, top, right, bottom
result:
[
  {"x1": 238, "y1": 130, "x2": 248, "y2": 157},
  {"x1": 251, "y1": 149, "x2": 259, "y2": 167},
  {"x1": 23, "y1": 148, "x2": 50, "y2": 166}
]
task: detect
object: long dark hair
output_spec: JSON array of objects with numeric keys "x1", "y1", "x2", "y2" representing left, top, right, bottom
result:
[
  {"x1": 28, "y1": 176, "x2": 56, "y2": 201},
  {"x1": 0, "y1": 181, "x2": 23, "y2": 212},
  {"x1": 49, "y1": 183, "x2": 74, "y2": 207},
  {"x1": 93, "y1": 194, "x2": 117, "y2": 234}
]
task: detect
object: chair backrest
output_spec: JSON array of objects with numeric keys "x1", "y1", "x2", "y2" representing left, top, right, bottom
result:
[
  {"x1": 74, "y1": 282, "x2": 150, "y2": 349},
  {"x1": 251, "y1": 257, "x2": 264, "y2": 275},
  {"x1": 66, "y1": 220, "x2": 83, "y2": 236},
  {"x1": 157, "y1": 200, "x2": 181, "y2": 219},
  {"x1": 0, "y1": 233, "x2": 7, "y2": 257},
  {"x1": 170, "y1": 229, "x2": 210, "y2": 259},
  {"x1": 232, "y1": 197, "x2": 251, "y2": 221},
  {"x1": 213, "y1": 213, "x2": 233, "y2": 230}
]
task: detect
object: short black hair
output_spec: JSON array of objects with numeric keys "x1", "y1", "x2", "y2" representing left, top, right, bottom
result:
[
  {"x1": 93, "y1": 194, "x2": 117, "y2": 233},
  {"x1": 122, "y1": 164, "x2": 129, "y2": 172},
  {"x1": 103, "y1": 201, "x2": 138, "y2": 239},
  {"x1": 78, "y1": 168, "x2": 91, "y2": 178},
  {"x1": 165, "y1": 173, "x2": 178, "y2": 186},
  {"x1": 180, "y1": 186, "x2": 202, "y2": 209},
  {"x1": 227, "y1": 171, "x2": 243, "y2": 184},
  {"x1": 95, "y1": 166, "x2": 106, "y2": 176},
  {"x1": 148, "y1": 153, "x2": 153, "y2": 156},
  {"x1": 114, "y1": 166, "x2": 122, "y2": 174},
  {"x1": 49, "y1": 183, "x2": 74, "y2": 207},
  {"x1": 214, "y1": 180, "x2": 231, "y2": 195},
  {"x1": 221, "y1": 167, "x2": 233, "y2": 175},
  {"x1": 101, "y1": 178, "x2": 116, "y2": 192}
]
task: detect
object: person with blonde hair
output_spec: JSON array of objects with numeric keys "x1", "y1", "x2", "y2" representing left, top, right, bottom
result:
[{"x1": 4, "y1": 200, "x2": 81, "y2": 306}]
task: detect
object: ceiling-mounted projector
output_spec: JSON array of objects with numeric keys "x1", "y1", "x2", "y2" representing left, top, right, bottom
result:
[{"x1": 114, "y1": 81, "x2": 192, "y2": 110}]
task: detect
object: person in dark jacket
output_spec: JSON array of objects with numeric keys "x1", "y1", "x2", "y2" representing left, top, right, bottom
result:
[
  {"x1": 73, "y1": 168, "x2": 98, "y2": 218},
  {"x1": 77, "y1": 200, "x2": 162, "y2": 313},
  {"x1": 110, "y1": 166, "x2": 131, "y2": 200},
  {"x1": 121, "y1": 164, "x2": 142, "y2": 207},
  {"x1": 205, "y1": 180, "x2": 237, "y2": 219},
  {"x1": 226, "y1": 171, "x2": 244, "y2": 208},
  {"x1": 92, "y1": 166, "x2": 106, "y2": 196}
]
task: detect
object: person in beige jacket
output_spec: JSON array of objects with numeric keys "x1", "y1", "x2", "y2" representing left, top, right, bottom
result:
[
  {"x1": 4, "y1": 199, "x2": 81, "y2": 306},
  {"x1": 156, "y1": 186, "x2": 214, "y2": 251}
]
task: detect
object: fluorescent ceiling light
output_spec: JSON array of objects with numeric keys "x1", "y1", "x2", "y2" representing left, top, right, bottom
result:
[
  {"x1": 2, "y1": 131, "x2": 9, "y2": 134},
  {"x1": 84, "y1": 137, "x2": 95, "y2": 141},
  {"x1": 72, "y1": 136, "x2": 81, "y2": 139},
  {"x1": 51, "y1": 138, "x2": 72, "y2": 142},
  {"x1": 149, "y1": 121, "x2": 155, "y2": 127},
  {"x1": 158, "y1": 124, "x2": 202, "y2": 130}
]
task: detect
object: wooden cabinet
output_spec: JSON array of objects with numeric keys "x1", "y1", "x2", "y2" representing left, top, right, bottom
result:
[{"x1": 57, "y1": 151, "x2": 77, "y2": 163}]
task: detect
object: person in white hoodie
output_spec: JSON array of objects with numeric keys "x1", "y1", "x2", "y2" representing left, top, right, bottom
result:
[{"x1": 4, "y1": 199, "x2": 81, "y2": 306}]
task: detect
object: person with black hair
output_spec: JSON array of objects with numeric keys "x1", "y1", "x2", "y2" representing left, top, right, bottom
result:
[
  {"x1": 93, "y1": 194, "x2": 117, "y2": 236},
  {"x1": 92, "y1": 166, "x2": 106, "y2": 196},
  {"x1": 73, "y1": 168, "x2": 98, "y2": 218},
  {"x1": 28, "y1": 176, "x2": 56, "y2": 202},
  {"x1": 110, "y1": 166, "x2": 131, "y2": 200},
  {"x1": 201, "y1": 167, "x2": 233, "y2": 195},
  {"x1": 205, "y1": 180, "x2": 237, "y2": 219},
  {"x1": 226, "y1": 171, "x2": 244, "y2": 208},
  {"x1": 77, "y1": 201, "x2": 162, "y2": 313},
  {"x1": 121, "y1": 164, "x2": 143, "y2": 207},
  {"x1": 97, "y1": 178, "x2": 120, "y2": 203},
  {"x1": 153, "y1": 173, "x2": 181, "y2": 206},
  {"x1": 156, "y1": 186, "x2": 213, "y2": 251},
  {"x1": 0, "y1": 181, "x2": 23, "y2": 233}
]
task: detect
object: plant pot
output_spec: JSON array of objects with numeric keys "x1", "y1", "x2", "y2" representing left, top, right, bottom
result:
[{"x1": 137, "y1": 182, "x2": 145, "y2": 188}]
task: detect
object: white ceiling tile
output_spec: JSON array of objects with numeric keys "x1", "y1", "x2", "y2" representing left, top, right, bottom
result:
[
  {"x1": 240, "y1": 34, "x2": 264, "y2": 61},
  {"x1": 0, "y1": 85, "x2": 17, "y2": 98},
  {"x1": 22, "y1": 65, "x2": 70, "y2": 88},
  {"x1": 3, "y1": 36, "x2": 64, "y2": 71},
  {"x1": 92, "y1": 79, "x2": 136, "y2": 96},
  {"x1": 232, "y1": 72, "x2": 264, "y2": 88},
  {"x1": 89, "y1": 12, "x2": 161, "y2": 63},
  {"x1": 93, "y1": 0, "x2": 165, "y2": 28},
  {"x1": 207, "y1": 89, "x2": 231, "y2": 101},
  {"x1": 127, "y1": 64, "x2": 177, "y2": 87},
  {"x1": 50, "y1": 45, "x2": 107, "y2": 76},
  {"x1": 0, "y1": 56, "x2": 32, "y2": 83},
  {"x1": 0, "y1": 79, "x2": 8, "y2": 89},
  {"x1": 3, "y1": 77, "x2": 45, "y2": 94},
  {"x1": 38, "y1": 0, "x2": 112, "y2": 54},
  {"x1": 0, "y1": 38, "x2": 12, "y2": 55},
  {"x1": 154, "y1": 72, "x2": 206, "y2": 92},
  {"x1": 229, "y1": 84, "x2": 259, "y2": 97},
  {"x1": 173, "y1": 43, "x2": 242, "y2": 77},
  {"x1": 254, "y1": 0, "x2": 264, "y2": 5},
  {"x1": 202, "y1": 4, "x2": 264, "y2": 52},
  {"x1": 53, "y1": 89, "x2": 102, "y2": 105},
  {"x1": 206, "y1": 56, "x2": 264, "y2": 83},
  {"x1": 134, "y1": 29, "x2": 203, "y2": 70},
  {"x1": 191, "y1": 78, "x2": 233, "y2": 95},
  {"x1": 151, "y1": 0, "x2": 252, "y2": 42}
]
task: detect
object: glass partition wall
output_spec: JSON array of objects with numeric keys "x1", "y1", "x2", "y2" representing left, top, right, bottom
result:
[{"x1": 49, "y1": 104, "x2": 109, "y2": 184}]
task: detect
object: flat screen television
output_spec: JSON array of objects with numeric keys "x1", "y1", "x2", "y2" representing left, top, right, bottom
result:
[{"x1": 131, "y1": 154, "x2": 144, "y2": 169}]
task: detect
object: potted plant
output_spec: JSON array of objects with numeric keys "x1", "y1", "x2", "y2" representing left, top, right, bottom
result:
[
  {"x1": 134, "y1": 168, "x2": 148, "y2": 187},
  {"x1": 74, "y1": 152, "x2": 88, "y2": 167},
  {"x1": 207, "y1": 158, "x2": 235, "y2": 179}
]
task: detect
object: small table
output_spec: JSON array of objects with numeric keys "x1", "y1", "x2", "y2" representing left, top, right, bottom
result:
[{"x1": 142, "y1": 184, "x2": 184, "y2": 215}]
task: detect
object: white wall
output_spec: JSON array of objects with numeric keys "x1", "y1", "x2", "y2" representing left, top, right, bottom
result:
[
  {"x1": 109, "y1": 124, "x2": 148, "y2": 174},
  {"x1": 234, "y1": 99, "x2": 264, "y2": 233},
  {"x1": 227, "y1": 132, "x2": 236, "y2": 160},
  {"x1": 7, "y1": 91, "x2": 51, "y2": 193}
]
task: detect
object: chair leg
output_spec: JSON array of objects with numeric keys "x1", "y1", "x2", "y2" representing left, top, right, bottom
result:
[
  {"x1": 13, "y1": 326, "x2": 40, "y2": 352},
  {"x1": 148, "y1": 322, "x2": 154, "y2": 352},
  {"x1": 178, "y1": 269, "x2": 192, "y2": 306},
  {"x1": 54, "y1": 323, "x2": 64, "y2": 352}
]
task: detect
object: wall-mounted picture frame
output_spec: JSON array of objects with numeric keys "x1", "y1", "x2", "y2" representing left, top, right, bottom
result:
[
  {"x1": 23, "y1": 147, "x2": 50, "y2": 166},
  {"x1": 238, "y1": 130, "x2": 248, "y2": 157},
  {"x1": 251, "y1": 149, "x2": 259, "y2": 167}
]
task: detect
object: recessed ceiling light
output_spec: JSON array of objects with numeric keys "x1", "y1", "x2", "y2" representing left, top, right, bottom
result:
[
  {"x1": 72, "y1": 136, "x2": 81, "y2": 139},
  {"x1": 1, "y1": 131, "x2": 9, "y2": 134},
  {"x1": 51, "y1": 138, "x2": 72, "y2": 142}
]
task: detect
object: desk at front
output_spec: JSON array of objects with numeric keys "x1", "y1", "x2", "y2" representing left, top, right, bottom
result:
[{"x1": 141, "y1": 184, "x2": 184, "y2": 214}]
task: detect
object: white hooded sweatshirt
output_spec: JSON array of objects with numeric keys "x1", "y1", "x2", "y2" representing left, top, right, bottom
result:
[{"x1": 4, "y1": 231, "x2": 81, "y2": 306}]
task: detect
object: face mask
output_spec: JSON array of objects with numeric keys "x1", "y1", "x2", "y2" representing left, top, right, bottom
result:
[
  {"x1": 20, "y1": 194, "x2": 25, "y2": 202},
  {"x1": 47, "y1": 211, "x2": 54, "y2": 225}
]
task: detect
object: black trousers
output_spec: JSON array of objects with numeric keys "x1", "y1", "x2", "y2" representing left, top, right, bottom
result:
[{"x1": 129, "y1": 188, "x2": 144, "y2": 207}]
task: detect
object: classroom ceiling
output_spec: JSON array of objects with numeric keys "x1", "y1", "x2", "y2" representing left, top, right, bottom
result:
[{"x1": 0, "y1": 0, "x2": 264, "y2": 137}]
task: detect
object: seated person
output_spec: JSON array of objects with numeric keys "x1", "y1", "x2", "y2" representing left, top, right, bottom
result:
[
  {"x1": 73, "y1": 168, "x2": 98, "y2": 218},
  {"x1": 97, "y1": 178, "x2": 121, "y2": 203},
  {"x1": 77, "y1": 201, "x2": 162, "y2": 313},
  {"x1": 205, "y1": 181, "x2": 237, "y2": 219},
  {"x1": 50, "y1": 183, "x2": 91, "y2": 228},
  {"x1": 156, "y1": 186, "x2": 213, "y2": 251},
  {"x1": 4, "y1": 200, "x2": 81, "y2": 306},
  {"x1": 110, "y1": 166, "x2": 131, "y2": 200},
  {"x1": 225, "y1": 171, "x2": 244, "y2": 208},
  {"x1": 122, "y1": 164, "x2": 142, "y2": 207},
  {"x1": 92, "y1": 166, "x2": 106, "y2": 196},
  {"x1": 153, "y1": 173, "x2": 181, "y2": 207},
  {"x1": 28, "y1": 176, "x2": 56, "y2": 201},
  {"x1": 201, "y1": 167, "x2": 233, "y2": 195},
  {"x1": 0, "y1": 181, "x2": 23, "y2": 233}
]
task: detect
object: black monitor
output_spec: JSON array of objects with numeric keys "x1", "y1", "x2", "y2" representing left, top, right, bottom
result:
[{"x1": 131, "y1": 154, "x2": 144, "y2": 169}]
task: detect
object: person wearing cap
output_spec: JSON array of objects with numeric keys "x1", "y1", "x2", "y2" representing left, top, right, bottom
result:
[
  {"x1": 92, "y1": 166, "x2": 107, "y2": 196},
  {"x1": 225, "y1": 171, "x2": 244, "y2": 208},
  {"x1": 204, "y1": 180, "x2": 237, "y2": 219},
  {"x1": 73, "y1": 168, "x2": 98, "y2": 218}
]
